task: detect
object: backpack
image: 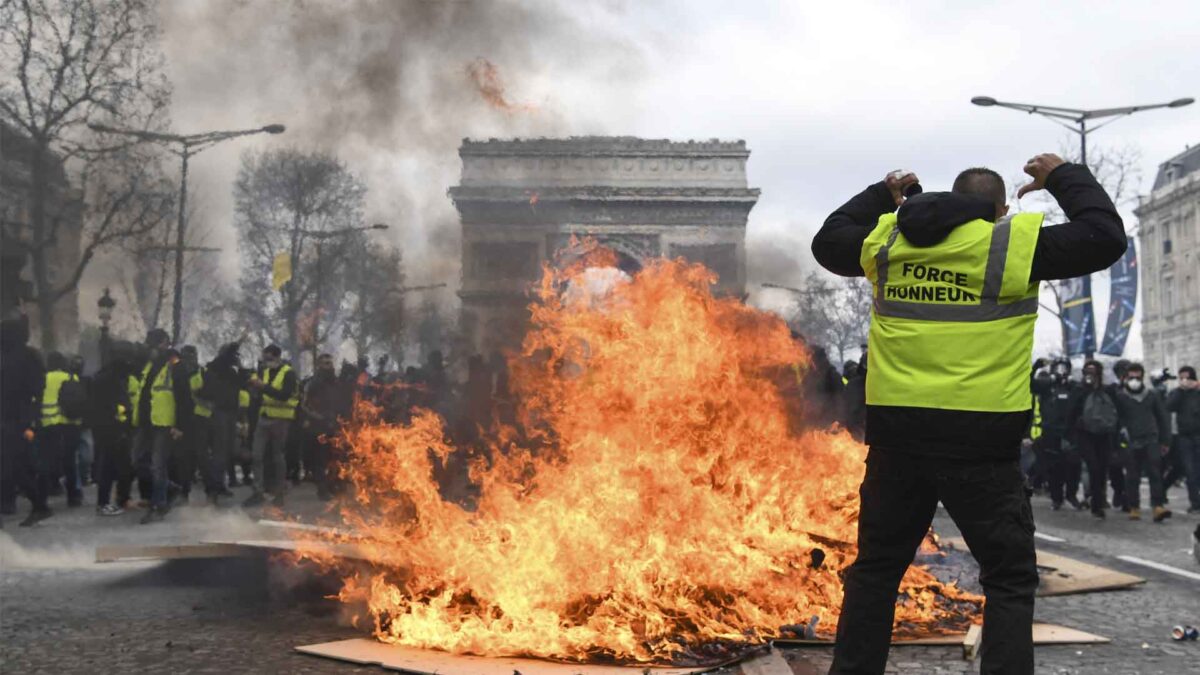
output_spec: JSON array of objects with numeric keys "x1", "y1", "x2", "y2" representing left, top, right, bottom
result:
[
  {"x1": 58, "y1": 378, "x2": 88, "y2": 420},
  {"x1": 1081, "y1": 390, "x2": 1118, "y2": 434}
]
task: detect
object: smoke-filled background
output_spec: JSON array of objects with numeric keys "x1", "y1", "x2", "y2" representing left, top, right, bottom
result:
[{"x1": 71, "y1": 0, "x2": 1197, "y2": 360}]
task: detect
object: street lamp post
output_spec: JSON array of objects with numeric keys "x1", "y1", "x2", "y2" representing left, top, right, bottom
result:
[
  {"x1": 88, "y1": 122, "x2": 286, "y2": 344},
  {"x1": 970, "y1": 96, "x2": 1193, "y2": 167},
  {"x1": 97, "y1": 287, "x2": 115, "y2": 365}
]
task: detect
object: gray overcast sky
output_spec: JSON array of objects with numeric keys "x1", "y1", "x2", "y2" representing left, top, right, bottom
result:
[{"x1": 144, "y1": 0, "x2": 1198, "y2": 358}]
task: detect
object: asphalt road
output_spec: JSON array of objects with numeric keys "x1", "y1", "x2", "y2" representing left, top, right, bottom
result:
[{"x1": 1, "y1": 480, "x2": 1197, "y2": 674}]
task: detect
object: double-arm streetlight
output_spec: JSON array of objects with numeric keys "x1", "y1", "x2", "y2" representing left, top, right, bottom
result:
[
  {"x1": 89, "y1": 122, "x2": 286, "y2": 344},
  {"x1": 970, "y1": 96, "x2": 1193, "y2": 166}
]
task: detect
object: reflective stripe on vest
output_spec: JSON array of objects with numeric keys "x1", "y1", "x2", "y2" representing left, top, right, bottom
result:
[
  {"x1": 260, "y1": 364, "x2": 297, "y2": 420},
  {"x1": 134, "y1": 361, "x2": 177, "y2": 428},
  {"x1": 860, "y1": 211, "x2": 1042, "y2": 413},
  {"x1": 190, "y1": 369, "x2": 212, "y2": 418},
  {"x1": 41, "y1": 370, "x2": 80, "y2": 427}
]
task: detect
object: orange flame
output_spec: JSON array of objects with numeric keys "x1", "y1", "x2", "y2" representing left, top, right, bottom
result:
[
  {"x1": 467, "y1": 57, "x2": 536, "y2": 113},
  {"x1": 297, "y1": 249, "x2": 980, "y2": 664}
]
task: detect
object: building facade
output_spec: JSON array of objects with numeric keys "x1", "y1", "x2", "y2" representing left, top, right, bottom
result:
[
  {"x1": 449, "y1": 137, "x2": 760, "y2": 352},
  {"x1": 1137, "y1": 143, "x2": 1200, "y2": 370},
  {"x1": 0, "y1": 122, "x2": 83, "y2": 352}
]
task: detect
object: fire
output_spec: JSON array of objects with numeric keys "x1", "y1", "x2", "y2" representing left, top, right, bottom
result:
[
  {"x1": 296, "y1": 245, "x2": 981, "y2": 665},
  {"x1": 466, "y1": 57, "x2": 535, "y2": 113}
]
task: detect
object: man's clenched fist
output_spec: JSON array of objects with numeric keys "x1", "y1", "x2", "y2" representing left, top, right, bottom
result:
[
  {"x1": 885, "y1": 169, "x2": 919, "y2": 207},
  {"x1": 1017, "y1": 153, "x2": 1066, "y2": 198}
]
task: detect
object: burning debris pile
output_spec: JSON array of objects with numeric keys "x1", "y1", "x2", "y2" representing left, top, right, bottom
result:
[{"x1": 296, "y1": 245, "x2": 981, "y2": 666}]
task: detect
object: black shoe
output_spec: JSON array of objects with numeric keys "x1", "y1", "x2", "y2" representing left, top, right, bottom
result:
[
  {"x1": 271, "y1": 493, "x2": 286, "y2": 508},
  {"x1": 242, "y1": 492, "x2": 265, "y2": 508},
  {"x1": 19, "y1": 509, "x2": 53, "y2": 527},
  {"x1": 67, "y1": 495, "x2": 83, "y2": 508},
  {"x1": 1051, "y1": 501, "x2": 1063, "y2": 511},
  {"x1": 139, "y1": 508, "x2": 164, "y2": 525},
  {"x1": 228, "y1": 477, "x2": 241, "y2": 488},
  {"x1": 1065, "y1": 496, "x2": 1083, "y2": 510},
  {"x1": 1092, "y1": 510, "x2": 1106, "y2": 520}
]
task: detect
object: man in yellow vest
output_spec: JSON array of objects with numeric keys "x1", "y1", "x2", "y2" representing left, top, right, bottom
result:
[
  {"x1": 813, "y1": 154, "x2": 1125, "y2": 674},
  {"x1": 39, "y1": 351, "x2": 84, "y2": 508},
  {"x1": 132, "y1": 328, "x2": 193, "y2": 524},
  {"x1": 244, "y1": 344, "x2": 297, "y2": 508}
]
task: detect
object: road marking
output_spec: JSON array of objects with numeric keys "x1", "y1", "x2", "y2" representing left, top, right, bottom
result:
[
  {"x1": 1116, "y1": 555, "x2": 1200, "y2": 582},
  {"x1": 1034, "y1": 531, "x2": 1067, "y2": 543}
]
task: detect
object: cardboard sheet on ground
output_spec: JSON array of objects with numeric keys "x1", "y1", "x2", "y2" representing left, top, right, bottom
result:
[
  {"x1": 941, "y1": 537, "x2": 1144, "y2": 596},
  {"x1": 295, "y1": 639, "x2": 732, "y2": 674},
  {"x1": 774, "y1": 622, "x2": 1109, "y2": 647},
  {"x1": 94, "y1": 542, "x2": 260, "y2": 563}
]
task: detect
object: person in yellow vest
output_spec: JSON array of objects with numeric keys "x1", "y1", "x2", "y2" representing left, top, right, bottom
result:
[
  {"x1": 244, "y1": 344, "x2": 297, "y2": 508},
  {"x1": 132, "y1": 328, "x2": 193, "y2": 524},
  {"x1": 813, "y1": 154, "x2": 1126, "y2": 674},
  {"x1": 39, "y1": 351, "x2": 85, "y2": 508},
  {"x1": 176, "y1": 345, "x2": 207, "y2": 504}
]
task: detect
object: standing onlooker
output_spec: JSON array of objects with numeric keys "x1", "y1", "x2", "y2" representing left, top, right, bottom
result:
[
  {"x1": 132, "y1": 329, "x2": 192, "y2": 524},
  {"x1": 1, "y1": 315, "x2": 49, "y2": 526},
  {"x1": 1167, "y1": 366, "x2": 1200, "y2": 514},
  {"x1": 1032, "y1": 358, "x2": 1082, "y2": 510},
  {"x1": 1114, "y1": 362, "x2": 1172, "y2": 522},
  {"x1": 1108, "y1": 360, "x2": 1132, "y2": 509},
  {"x1": 40, "y1": 351, "x2": 85, "y2": 507},
  {"x1": 244, "y1": 345, "x2": 297, "y2": 508},
  {"x1": 90, "y1": 345, "x2": 135, "y2": 515},
  {"x1": 301, "y1": 353, "x2": 351, "y2": 500},
  {"x1": 201, "y1": 342, "x2": 244, "y2": 505},
  {"x1": 1067, "y1": 360, "x2": 1119, "y2": 519},
  {"x1": 176, "y1": 345, "x2": 205, "y2": 504}
]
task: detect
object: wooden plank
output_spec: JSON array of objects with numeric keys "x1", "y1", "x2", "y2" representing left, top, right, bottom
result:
[
  {"x1": 961, "y1": 624, "x2": 982, "y2": 661},
  {"x1": 739, "y1": 648, "x2": 793, "y2": 675},
  {"x1": 295, "y1": 639, "x2": 716, "y2": 674},
  {"x1": 94, "y1": 542, "x2": 258, "y2": 563}
]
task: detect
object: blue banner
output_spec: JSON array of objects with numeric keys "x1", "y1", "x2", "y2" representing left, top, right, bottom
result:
[
  {"x1": 1060, "y1": 275, "x2": 1096, "y2": 356},
  {"x1": 1100, "y1": 238, "x2": 1138, "y2": 357}
]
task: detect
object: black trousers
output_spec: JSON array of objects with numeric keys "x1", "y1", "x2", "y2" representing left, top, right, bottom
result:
[
  {"x1": 2, "y1": 423, "x2": 49, "y2": 513},
  {"x1": 1038, "y1": 436, "x2": 1080, "y2": 505},
  {"x1": 43, "y1": 425, "x2": 82, "y2": 502},
  {"x1": 1075, "y1": 431, "x2": 1112, "y2": 514},
  {"x1": 93, "y1": 425, "x2": 133, "y2": 508},
  {"x1": 831, "y1": 448, "x2": 1038, "y2": 675}
]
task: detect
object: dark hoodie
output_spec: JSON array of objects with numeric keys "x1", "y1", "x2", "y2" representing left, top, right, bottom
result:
[
  {"x1": 0, "y1": 317, "x2": 44, "y2": 429},
  {"x1": 810, "y1": 163, "x2": 1124, "y2": 460}
]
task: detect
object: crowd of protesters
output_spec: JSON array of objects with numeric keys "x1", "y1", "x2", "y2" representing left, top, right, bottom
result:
[
  {"x1": 1025, "y1": 357, "x2": 1200, "y2": 521},
  {"x1": 0, "y1": 311, "x2": 504, "y2": 527}
]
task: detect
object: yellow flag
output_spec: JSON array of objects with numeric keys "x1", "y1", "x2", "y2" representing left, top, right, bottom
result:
[{"x1": 271, "y1": 252, "x2": 292, "y2": 291}]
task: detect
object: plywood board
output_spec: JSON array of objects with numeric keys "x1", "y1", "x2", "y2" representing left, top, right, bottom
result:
[
  {"x1": 295, "y1": 639, "x2": 717, "y2": 674},
  {"x1": 940, "y1": 537, "x2": 1144, "y2": 596},
  {"x1": 94, "y1": 542, "x2": 259, "y2": 563},
  {"x1": 773, "y1": 623, "x2": 1107, "y2": 647}
]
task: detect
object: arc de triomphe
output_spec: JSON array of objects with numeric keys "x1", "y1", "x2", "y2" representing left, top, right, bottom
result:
[{"x1": 449, "y1": 137, "x2": 760, "y2": 352}]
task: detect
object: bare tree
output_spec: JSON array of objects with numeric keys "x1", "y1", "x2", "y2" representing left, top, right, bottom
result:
[
  {"x1": 0, "y1": 0, "x2": 172, "y2": 349},
  {"x1": 784, "y1": 271, "x2": 872, "y2": 364},
  {"x1": 342, "y1": 238, "x2": 407, "y2": 359},
  {"x1": 232, "y1": 147, "x2": 368, "y2": 364}
]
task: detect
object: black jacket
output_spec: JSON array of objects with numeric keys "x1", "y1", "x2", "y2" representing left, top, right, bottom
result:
[
  {"x1": 1033, "y1": 376, "x2": 1077, "y2": 440},
  {"x1": 1066, "y1": 384, "x2": 1119, "y2": 437},
  {"x1": 0, "y1": 320, "x2": 44, "y2": 430},
  {"x1": 811, "y1": 163, "x2": 1125, "y2": 460},
  {"x1": 1115, "y1": 388, "x2": 1170, "y2": 446},
  {"x1": 1167, "y1": 387, "x2": 1200, "y2": 436}
]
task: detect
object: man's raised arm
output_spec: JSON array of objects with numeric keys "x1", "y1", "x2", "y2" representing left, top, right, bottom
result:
[{"x1": 812, "y1": 171, "x2": 914, "y2": 278}]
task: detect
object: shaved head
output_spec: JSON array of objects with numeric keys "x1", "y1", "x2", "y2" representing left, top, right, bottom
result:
[{"x1": 952, "y1": 167, "x2": 1007, "y2": 218}]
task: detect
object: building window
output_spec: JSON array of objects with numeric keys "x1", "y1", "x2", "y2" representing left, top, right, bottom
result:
[
  {"x1": 1163, "y1": 275, "x2": 1175, "y2": 318},
  {"x1": 1163, "y1": 221, "x2": 1172, "y2": 255}
]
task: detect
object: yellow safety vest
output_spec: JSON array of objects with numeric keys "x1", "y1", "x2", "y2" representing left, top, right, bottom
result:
[
  {"x1": 190, "y1": 369, "x2": 212, "y2": 418},
  {"x1": 1030, "y1": 396, "x2": 1043, "y2": 440},
  {"x1": 118, "y1": 374, "x2": 139, "y2": 424},
  {"x1": 133, "y1": 361, "x2": 177, "y2": 428},
  {"x1": 41, "y1": 370, "x2": 81, "y2": 427},
  {"x1": 860, "y1": 211, "x2": 1042, "y2": 413},
  {"x1": 238, "y1": 389, "x2": 250, "y2": 410},
  {"x1": 259, "y1": 364, "x2": 298, "y2": 420}
]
